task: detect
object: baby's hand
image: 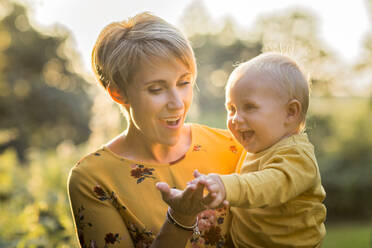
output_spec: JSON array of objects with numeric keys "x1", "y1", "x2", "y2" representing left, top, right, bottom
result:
[{"x1": 191, "y1": 170, "x2": 228, "y2": 209}]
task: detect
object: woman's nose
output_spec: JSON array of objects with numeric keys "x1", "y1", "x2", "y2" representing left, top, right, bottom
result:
[{"x1": 167, "y1": 89, "x2": 183, "y2": 110}]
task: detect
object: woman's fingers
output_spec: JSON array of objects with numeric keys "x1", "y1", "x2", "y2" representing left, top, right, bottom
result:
[
  {"x1": 187, "y1": 181, "x2": 209, "y2": 212},
  {"x1": 156, "y1": 182, "x2": 172, "y2": 204},
  {"x1": 183, "y1": 179, "x2": 207, "y2": 202},
  {"x1": 182, "y1": 183, "x2": 198, "y2": 200},
  {"x1": 156, "y1": 182, "x2": 170, "y2": 195},
  {"x1": 192, "y1": 180, "x2": 206, "y2": 201}
]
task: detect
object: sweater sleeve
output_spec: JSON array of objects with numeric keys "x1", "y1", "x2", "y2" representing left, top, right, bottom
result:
[
  {"x1": 220, "y1": 146, "x2": 318, "y2": 208},
  {"x1": 68, "y1": 167, "x2": 135, "y2": 248}
]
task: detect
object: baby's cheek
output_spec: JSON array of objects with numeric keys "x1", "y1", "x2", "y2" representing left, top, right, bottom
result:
[
  {"x1": 227, "y1": 122, "x2": 238, "y2": 141},
  {"x1": 227, "y1": 119, "x2": 234, "y2": 133}
]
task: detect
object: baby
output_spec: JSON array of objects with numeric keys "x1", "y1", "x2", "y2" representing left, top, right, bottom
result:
[{"x1": 193, "y1": 52, "x2": 326, "y2": 247}]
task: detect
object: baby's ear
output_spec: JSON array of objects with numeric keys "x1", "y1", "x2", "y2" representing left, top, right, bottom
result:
[
  {"x1": 286, "y1": 99, "x2": 301, "y2": 123},
  {"x1": 107, "y1": 84, "x2": 128, "y2": 105}
]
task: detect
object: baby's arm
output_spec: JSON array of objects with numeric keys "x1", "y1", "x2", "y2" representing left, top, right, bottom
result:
[{"x1": 220, "y1": 147, "x2": 318, "y2": 208}]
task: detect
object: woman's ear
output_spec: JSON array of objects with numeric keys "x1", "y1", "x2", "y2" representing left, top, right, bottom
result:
[
  {"x1": 286, "y1": 99, "x2": 301, "y2": 124},
  {"x1": 107, "y1": 85, "x2": 128, "y2": 105}
]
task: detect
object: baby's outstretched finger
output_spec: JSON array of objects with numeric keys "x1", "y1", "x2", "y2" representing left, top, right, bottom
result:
[
  {"x1": 201, "y1": 191, "x2": 216, "y2": 207},
  {"x1": 193, "y1": 169, "x2": 206, "y2": 179},
  {"x1": 204, "y1": 180, "x2": 220, "y2": 193}
]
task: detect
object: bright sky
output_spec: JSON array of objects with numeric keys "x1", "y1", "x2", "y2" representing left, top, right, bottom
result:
[{"x1": 25, "y1": 0, "x2": 370, "y2": 72}]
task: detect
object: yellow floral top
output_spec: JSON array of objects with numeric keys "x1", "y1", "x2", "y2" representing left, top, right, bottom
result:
[{"x1": 68, "y1": 123, "x2": 243, "y2": 248}]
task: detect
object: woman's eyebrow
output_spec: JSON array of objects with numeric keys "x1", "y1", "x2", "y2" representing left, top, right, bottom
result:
[
  {"x1": 144, "y1": 80, "x2": 167, "y2": 86},
  {"x1": 144, "y1": 72, "x2": 192, "y2": 85},
  {"x1": 179, "y1": 72, "x2": 192, "y2": 79}
]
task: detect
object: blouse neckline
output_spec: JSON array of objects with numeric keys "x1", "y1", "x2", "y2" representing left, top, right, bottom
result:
[{"x1": 101, "y1": 123, "x2": 196, "y2": 167}]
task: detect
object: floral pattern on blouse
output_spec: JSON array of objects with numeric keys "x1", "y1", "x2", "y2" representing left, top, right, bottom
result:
[
  {"x1": 92, "y1": 185, "x2": 155, "y2": 247},
  {"x1": 190, "y1": 207, "x2": 228, "y2": 248},
  {"x1": 104, "y1": 233, "x2": 121, "y2": 246},
  {"x1": 75, "y1": 205, "x2": 93, "y2": 248},
  {"x1": 127, "y1": 222, "x2": 155, "y2": 248},
  {"x1": 193, "y1": 144, "x2": 207, "y2": 152},
  {"x1": 229, "y1": 145, "x2": 238, "y2": 154},
  {"x1": 74, "y1": 205, "x2": 122, "y2": 248},
  {"x1": 193, "y1": 145, "x2": 202, "y2": 151},
  {"x1": 130, "y1": 164, "x2": 156, "y2": 184},
  {"x1": 93, "y1": 185, "x2": 127, "y2": 214}
]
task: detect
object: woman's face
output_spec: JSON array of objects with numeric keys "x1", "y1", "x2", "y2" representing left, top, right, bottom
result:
[{"x1": 125, "y1": 58, "x2": 194, "y2": 147}]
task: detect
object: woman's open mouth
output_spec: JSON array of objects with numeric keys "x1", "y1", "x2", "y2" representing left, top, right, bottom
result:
[{"x1": 160, "y1": 116, "x2": 182, "y2": 128}]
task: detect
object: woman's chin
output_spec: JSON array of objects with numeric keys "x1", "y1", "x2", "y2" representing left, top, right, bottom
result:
[{"x1": 159, "y1": 124, "x2": 187, "y2": 147}]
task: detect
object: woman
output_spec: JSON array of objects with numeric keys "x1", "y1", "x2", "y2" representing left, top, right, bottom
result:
[{"x1": 68, "y1": 12, "x2": 243, "y2": 248}]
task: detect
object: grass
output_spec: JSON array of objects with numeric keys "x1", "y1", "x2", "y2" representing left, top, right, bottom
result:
[{"x1": 322, "y1": 222, "x2": 371, "y2": 248}]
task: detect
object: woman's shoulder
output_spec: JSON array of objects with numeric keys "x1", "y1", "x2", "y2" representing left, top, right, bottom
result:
[
  {"x1": 68, "y1": 145, "x2": 135, "y2": 192},
  {"x1": 69, "y1": 146, "x2": 119, "y2": 178},
  {"x1": 74, "y1": 147, "x2": 105, "y2": 165}
]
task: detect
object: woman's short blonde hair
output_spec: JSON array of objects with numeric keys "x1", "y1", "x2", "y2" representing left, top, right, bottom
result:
[
  {"x1": 231, "y1": 52, "x2": 310, "y2": 130},
  {"x1": 92, "y1": 12, "x2": 196, "y2": 95}
]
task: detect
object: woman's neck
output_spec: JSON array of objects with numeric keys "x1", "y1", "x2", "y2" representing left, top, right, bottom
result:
[{"x1": 107, "y1": 124, "x2": 191, "y2": 164}]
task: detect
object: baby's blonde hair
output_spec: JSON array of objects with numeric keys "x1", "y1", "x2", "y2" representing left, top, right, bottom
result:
[
  {"x1": 92, "y1": 12, "x2": 196, "y2": 95},
  {"x1": 231, "y1": 52, "x2": 310, "y2": 130}
]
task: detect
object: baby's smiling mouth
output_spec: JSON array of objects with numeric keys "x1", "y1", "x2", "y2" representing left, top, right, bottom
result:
[{"x1": 241, "y1": 130, "x2": 254, "y2": 141}]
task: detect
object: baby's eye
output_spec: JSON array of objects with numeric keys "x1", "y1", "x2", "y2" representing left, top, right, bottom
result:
[{"x1": 244, "y1": 103, "x2": 256, "y2": 110}]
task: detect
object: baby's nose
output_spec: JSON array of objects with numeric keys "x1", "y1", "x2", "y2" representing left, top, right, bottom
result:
[{"x1": 232, "y1": 113, "x2": 243, "y2": 125}]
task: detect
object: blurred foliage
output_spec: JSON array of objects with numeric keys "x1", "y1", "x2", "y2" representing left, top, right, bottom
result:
[
  {"x1": 0, "y1": 147, "x2": 81, "y2": 247},
  {"x1": 1, "y1": 0, "x2": 372, "y2": 246},
  {"x1": 182, "y1": 1, "x2": 349, "y2": 124},
  {"x1": 306, "y1": 98, "x2": 372, "y2": 221},
  {"x1": 0, "y1": 0, "x2": 92, "y2": 163},
  {"x1": 322, "y1": 222, "x2": 371, "y2": 248}
]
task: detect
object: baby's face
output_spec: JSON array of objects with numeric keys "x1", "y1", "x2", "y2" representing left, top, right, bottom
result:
[{"x1": 225, "y1": 69, "x2": 291, "y2": 153}]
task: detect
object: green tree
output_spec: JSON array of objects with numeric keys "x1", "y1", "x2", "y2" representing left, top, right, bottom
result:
[
  {"x1": 180, "y1": 2, "x2": 262, "y2": 127},
  {"x1": 248, "y1": 8, "x2": 347, "y2": 97},
  {"x1": 0, "y1": 0, "x2": 92, "y2": 163},
  {"x1": 180, "y1": 2, "x2": 343, "y2": 127}
]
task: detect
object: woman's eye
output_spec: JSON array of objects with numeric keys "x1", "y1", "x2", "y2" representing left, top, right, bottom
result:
[
  {"x1": 178, "y1": 81, "x2": 190, "y2": 86},
  {"x1": 148, "y1": 87, "x2": 162, "y2": 93}
]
